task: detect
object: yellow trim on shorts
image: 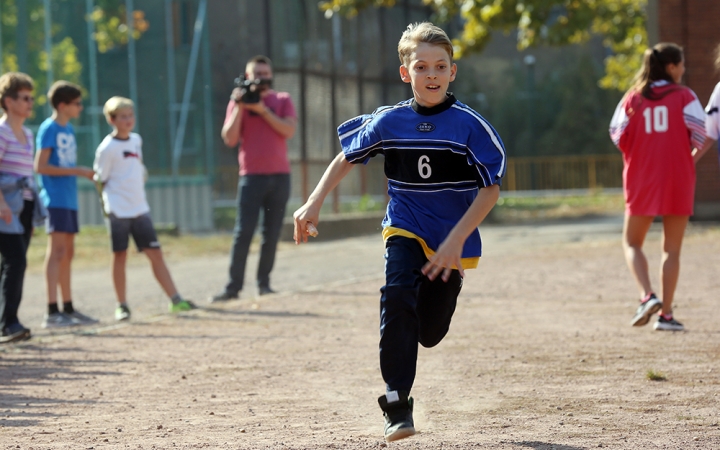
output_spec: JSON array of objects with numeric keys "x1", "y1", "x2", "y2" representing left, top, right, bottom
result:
[{"x1": 382, "y1": 226, "x2": 479, "y2": 270}]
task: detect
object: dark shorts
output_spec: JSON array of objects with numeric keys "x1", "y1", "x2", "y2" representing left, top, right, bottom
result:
[
  {"x1": 45, "y1": 208, "x2": 79, "y2": 234},
  {"x1": 108, "y1": 213, "x2": 160, "y2": 253}
]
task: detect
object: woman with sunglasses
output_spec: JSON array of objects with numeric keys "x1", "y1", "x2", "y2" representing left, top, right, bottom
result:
[{"x1": 0, "y1": 72, "x2": 40, "y2": 343}]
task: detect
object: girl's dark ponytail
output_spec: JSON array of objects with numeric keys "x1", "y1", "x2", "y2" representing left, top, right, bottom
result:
[{"x1": 630, "y1": 43, "x2": 683, "y2": 100}]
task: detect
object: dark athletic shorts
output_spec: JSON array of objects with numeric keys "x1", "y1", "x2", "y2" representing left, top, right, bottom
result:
[
  {"x1": 108, "y1": 213, "x2": 160, "y2": 252},
  {"x1": 46, "y1": 208, "x2": 79, "y2": 234}
]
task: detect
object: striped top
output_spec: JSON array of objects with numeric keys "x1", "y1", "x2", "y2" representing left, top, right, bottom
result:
[{"x1": 0, "y1": 121, "x2": 35, "y2": 178}]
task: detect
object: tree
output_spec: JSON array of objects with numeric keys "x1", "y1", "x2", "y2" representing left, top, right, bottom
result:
[
  {"x1": 0, "y1": 0, "x2": 149, "y2": 108},
  {"x1": 319, "y1": 0, "x2": 646, "y2": 92}
]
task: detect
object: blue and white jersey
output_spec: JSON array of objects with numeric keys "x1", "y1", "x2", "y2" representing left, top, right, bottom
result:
[
  {"x1": 338, "y1": 94, "x2": 506, "y2": 267},
  {"x1": 36, "y1": 118, "x2": 79, "y2": 210}
]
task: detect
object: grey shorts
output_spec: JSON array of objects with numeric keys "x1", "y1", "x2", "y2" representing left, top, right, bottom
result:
[{"x1": 108, "y1": 213, "x2": 160, "y2": 253}]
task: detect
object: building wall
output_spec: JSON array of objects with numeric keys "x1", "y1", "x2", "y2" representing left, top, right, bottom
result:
[{"x1": 658, "y1": 0, "x2": 720, "y2": 213}]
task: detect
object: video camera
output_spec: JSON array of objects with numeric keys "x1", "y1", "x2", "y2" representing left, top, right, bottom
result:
[{"x1": 233, "y1": 77, "x2": 272, "y2": 104}]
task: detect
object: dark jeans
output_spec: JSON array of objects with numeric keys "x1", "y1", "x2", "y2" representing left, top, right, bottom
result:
[
  {"x1": 380, "y1": 236, "x2": 462, "y2": 393},
  {"x1": 225, "y1": 174, "x2": 290, "y2": 294},
  {"x1": 0, "y1": 200, "x2": 33, "y2": 330}
]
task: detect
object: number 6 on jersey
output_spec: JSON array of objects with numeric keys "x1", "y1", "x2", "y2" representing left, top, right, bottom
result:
[{"x1": 418, "y1": 155, "x2": 432, "y2": 179}]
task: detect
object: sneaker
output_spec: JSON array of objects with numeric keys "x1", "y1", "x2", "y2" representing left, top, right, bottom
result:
[
  {"x1": 42, "y1": 312, "x2": 76, "y2": 328},
  {"x1": 66, "y1": 310, "x2": 99, "y2": 325},
  {"x1": 378, "y1": 391, "x2": 415, "y2": 442},
  {"x1": 170, "y1": 299, "x2": 197, "y2": 313},
  {"x1": 209, "y1": 291, "x2": 238, "y2": 303},
  {"x1": 0, "y1": 323, "x2": 31, "y2": 343},
  {"x1": 115, "y1": 304, "x2": 131, "y2": 321},
  {"x1": 630, "y1": 293, "x2": 662, "y2": 327},
  {"x1": 258, "y1": 286, "x2": 276, "y2": 296},
  {"x1": 654, "y1": 315, "x2": 684, "y2": 331}
]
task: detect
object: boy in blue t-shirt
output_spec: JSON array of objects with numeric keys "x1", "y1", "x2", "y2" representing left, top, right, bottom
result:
[
  {"x1": 293, "y1": 22, "x2": 505, "y2": 442},
  {"x1": 34, "y1": 81, "x2": 97, "y2": 328}
]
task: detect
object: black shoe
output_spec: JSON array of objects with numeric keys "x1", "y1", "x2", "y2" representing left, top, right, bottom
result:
[
  {"x1": 378, "y1": 391, "x2": 415, "y2": 442},
  {"x1": 210, "y1": 291, "x2": 239, "y2": 303},
  {"x1": 653, "y1": 315, "x2": 685, "y2": 331},
  {"x1": 258, "y1": 286, "x2": 276, "y2": 296},
  {"x1": 0, "y1": 322, "x2": 31, "y2": 344}
]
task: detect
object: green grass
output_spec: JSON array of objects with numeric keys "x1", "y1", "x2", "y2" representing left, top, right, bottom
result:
[
  {"x1": 646, "y1": 369, "x2": 667, "y2": 381},
  {"x1": 493, "y1": 191, "x2": 624, "y2": 222}
]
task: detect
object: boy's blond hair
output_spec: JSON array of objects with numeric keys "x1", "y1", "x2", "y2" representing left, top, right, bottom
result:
[
  {"x1": 103, "y1": 96, "x2": 134, "y2": 121},
  {"x1": 397, "y1": 22, "x2": 453, "y2": 67}
]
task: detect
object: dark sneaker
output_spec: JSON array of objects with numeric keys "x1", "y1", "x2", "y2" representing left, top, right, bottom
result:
[
  {"x1": 0, "y1": 323, "x2": 31, "y2": 344},
  {"x1": 209, "y1": 291, "x2": 238, "y2": 303},
  {"x1": 654, "y1": 315, "x2": 684, "y2": 331},
  {"x1": 631, "y1": 293, "x2": 662, "y2": 327},
  {"x1": 378, "y1": 391, "x2": 415, "y2": 442},
  {"x1": 258, "y1": 286, "x2": 276, "y2": 296},
  {"x1": 42, "y1": 312, "x2": 76, "y2": 328},
  {"x1": 67, "y1": 310, "x2": 99, "y2": 325},
  {"x1": 170, "y1": 299, "x2": 197, "y2": 313},
  {"x1": 115, "y1": 304, "x2": 131, "y2": 321}
]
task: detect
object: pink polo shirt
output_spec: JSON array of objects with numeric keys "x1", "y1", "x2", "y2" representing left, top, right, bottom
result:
[{"x1": 224, "y1": 90, "x2": 296, "y2": 176}]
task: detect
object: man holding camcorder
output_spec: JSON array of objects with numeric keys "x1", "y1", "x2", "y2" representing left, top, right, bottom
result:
[{"x1": 214, "y1": 55, "x2": 297, "y2": 302}]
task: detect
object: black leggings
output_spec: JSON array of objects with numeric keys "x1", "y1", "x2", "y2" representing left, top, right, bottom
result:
[{"x1": 0, "y1": 200, "x2": 33, "y2": 329}]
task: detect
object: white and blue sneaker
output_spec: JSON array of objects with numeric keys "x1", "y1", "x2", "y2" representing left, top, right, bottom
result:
[{"x1": 631, "y1": 293, "x2": 662, "y2": 327}]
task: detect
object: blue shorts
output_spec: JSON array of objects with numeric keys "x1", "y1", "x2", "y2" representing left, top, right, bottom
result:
[
  {"x1": 108, "y1": 213, "x2": 160, "y2": 252},
  {"x1": 45, "y1": 208, "x2": 79, "y2": 234}
]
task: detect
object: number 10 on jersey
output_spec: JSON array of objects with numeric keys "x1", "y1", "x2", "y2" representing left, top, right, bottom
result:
[{"x1": 643, "y1": 105, "x2": 668, "y2": 134}]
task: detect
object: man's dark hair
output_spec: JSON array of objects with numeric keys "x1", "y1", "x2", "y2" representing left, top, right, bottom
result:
[
  {"x1": 247, "y1": 55, "x2": 272, "y2": 67},
  {"x1": 48, "y1": 80, "x2": 82, "y2": 109}
]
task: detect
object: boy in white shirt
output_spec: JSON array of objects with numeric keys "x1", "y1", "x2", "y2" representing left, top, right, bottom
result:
[{"x1": 94, "y1": 96, "x2": 195, "y2": 320}]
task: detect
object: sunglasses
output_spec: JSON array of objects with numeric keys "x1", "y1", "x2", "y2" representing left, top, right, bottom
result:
[{"x1": 14, "y1": 95, "x2": 34, "y2": 103}]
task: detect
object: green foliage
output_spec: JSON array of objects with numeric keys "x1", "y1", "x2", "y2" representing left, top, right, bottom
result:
[
  {"x1": 319, "y1": 0, "x2": 647, "y2": 91},
  {"x1": 470, "y1": 52, "x2": 621, "y2": 157},
  {"x1": 0, "y1": 0, "x2": 148, "y2": 108},
  {"x1": 91, "y1": 0, "x2": 150, "y2": 53}
]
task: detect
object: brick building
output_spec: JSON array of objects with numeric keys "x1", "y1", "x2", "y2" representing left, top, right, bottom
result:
[{"x1": 650, "y1": 0, "x2": 720, "y2": 217}]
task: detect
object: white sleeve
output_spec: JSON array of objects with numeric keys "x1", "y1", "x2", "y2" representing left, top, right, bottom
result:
[
  {"x1": 93, "y1": 141, "x2": 113, "y2": 183},
  {"x1": 609, "y1": 97, "x2": 629, "y2": 148},
  {"x1": 705, "y1": 83, "x2": 720, "y2": 141},
  {"x1": 684, "y1": 91, "x2": 707, "y2": 150}
]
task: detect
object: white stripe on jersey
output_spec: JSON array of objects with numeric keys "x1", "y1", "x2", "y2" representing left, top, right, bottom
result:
[
  {"x1": 683, "y1": 95, "x2": 707, "y2": 150},
  {"x1": 451, "y1": 103, "x2": 506, "y2": 178},
  {"x1": 609, "y1": 97, "x2": 630, "y2": 147},
  {"x1": 337, "y1": 103, "x2": 411, "y2": 141}
]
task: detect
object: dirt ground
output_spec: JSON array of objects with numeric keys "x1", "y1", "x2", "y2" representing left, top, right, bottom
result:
[{"x1": 1, "y1": 215, "x2": 719, "y2": 449}]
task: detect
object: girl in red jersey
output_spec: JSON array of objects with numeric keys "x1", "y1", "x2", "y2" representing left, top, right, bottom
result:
[{"x1": 609, "y1": 43, "x2": 706, "y2": 332}]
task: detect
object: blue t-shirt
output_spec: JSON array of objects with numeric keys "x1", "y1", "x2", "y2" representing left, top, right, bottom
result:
[
  {"x1": 36, "y1": 118, "x2": 78, "y2": 210},
  {"x1": 338, "y1": 94, "x2": 506, "y2": 264}
]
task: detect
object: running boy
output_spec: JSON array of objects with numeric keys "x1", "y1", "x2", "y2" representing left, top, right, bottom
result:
[
  {"x1": 293, "y1": 22, "x2": 505, "y2": 442},
  {"x1": 93, "y1": 96, "x2": 195, "y2": 321},
  {"x1": 35, "y1": 81, "x2": 97, "y2": 328}
]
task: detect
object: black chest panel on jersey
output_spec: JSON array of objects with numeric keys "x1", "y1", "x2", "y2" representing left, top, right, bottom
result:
[{"x1": 384, "y1": 147, "x2": 478, "y2": 185}]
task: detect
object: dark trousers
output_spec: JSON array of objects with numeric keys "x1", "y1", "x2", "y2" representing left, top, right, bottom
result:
[
  {"x1": 380, "y1": 236, "x2": 462, "y2": 393},
  {"x1": 225, "y1": 174, "x2": 290, "y2": 294},
  {"x1": 0, "y1": 200, "x2": 33, "y2": 330}
]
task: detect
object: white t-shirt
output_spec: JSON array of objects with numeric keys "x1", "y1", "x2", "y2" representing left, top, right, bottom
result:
[
  {"x1": 93, "y1": 133, "x2": 150, "y2": 218},
  {"x1": 705, "y1": 81, "x2": 720, "y2": 140}
]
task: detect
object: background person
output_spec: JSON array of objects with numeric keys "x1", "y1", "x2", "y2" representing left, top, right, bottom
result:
[
  {"x1": 94, "y1": 96, "x2": 195, "y2": 321},
  {"x1": 695, "y1": 43, "x2": 720, "y2": 162},
  {"x1": 0, "y1": 72, "x2": 39, "y2": 343},
  {"x1": 34, "y1": 81, "x2": 97, "y2": 328},
  {"x1": 212, "y1": 55, "x2": 297, "y2": 301},
  {"x1": 609, "y1": 43, "x2": 706, "y2": 332}
]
